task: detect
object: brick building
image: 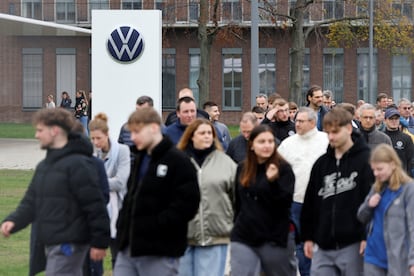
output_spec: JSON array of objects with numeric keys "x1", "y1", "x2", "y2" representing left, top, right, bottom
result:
[{"x1": 0, "y1": 0, "x2": 413, "y2": 125}]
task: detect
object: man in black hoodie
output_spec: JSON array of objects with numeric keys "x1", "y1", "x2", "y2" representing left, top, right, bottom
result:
[
  {"x1": 1, "y1": 108, "x2": 110, "y2": 275},
  {"x1": 301, "y1": 107, "x2": 374, "y2": 276}
]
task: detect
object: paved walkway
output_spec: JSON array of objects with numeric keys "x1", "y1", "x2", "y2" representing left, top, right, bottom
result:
[{"x1": 0, "y1": 138, "x2": 45, "y2": 170}]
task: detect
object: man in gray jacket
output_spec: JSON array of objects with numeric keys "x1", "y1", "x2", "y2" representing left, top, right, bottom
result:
[{"x1": 358, "y1": 103, "x2": 391, "y2": 149}]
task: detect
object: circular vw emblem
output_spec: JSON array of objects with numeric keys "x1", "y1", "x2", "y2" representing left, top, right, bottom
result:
[{"x1": 107, "y1": 26, "x2": 144, "y2": 62}]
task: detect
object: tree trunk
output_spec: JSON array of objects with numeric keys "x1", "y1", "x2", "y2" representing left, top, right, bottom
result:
[
  {"x1": 197, "y1": 0, "x2": 212, "y2": 107},
  {"x1": 289, "y1": 0, "x2": 306, "y2": 105}
]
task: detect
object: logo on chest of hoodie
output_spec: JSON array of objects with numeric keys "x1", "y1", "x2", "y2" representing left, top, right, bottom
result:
[
  {"x1": 318, "y1": 172, "x2": 358, "y2": 199},
  {"x1": 157, "y1": 164, "x2": 168, "y2": 177}
]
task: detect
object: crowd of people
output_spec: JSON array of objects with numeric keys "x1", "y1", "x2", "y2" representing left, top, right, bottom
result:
[{"x1": 2, "y1": 85, "x2": 414, "y2": 276}]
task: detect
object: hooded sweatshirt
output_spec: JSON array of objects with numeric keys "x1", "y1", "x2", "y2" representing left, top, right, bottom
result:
[{"x1": 301, "y1": 131, "x2": 374, "y2": 250}]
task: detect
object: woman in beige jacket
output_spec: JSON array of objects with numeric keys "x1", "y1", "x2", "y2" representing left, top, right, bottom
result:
[{"x1": 177, "y1": 118, "x2": 237, "y2": 276}]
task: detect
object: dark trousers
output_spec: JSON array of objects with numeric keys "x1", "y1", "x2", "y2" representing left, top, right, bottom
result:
[
  {"x1": 291, "y1": 201, "x2": 311, "y2": 276},
  {"x1": 83, "y1": 255, "x2": 103, "y2": 276}
]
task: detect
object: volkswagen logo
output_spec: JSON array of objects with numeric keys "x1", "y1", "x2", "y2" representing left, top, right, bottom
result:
[{"x1": 107, "y1": 26, "x2": 144, "y2": 63}]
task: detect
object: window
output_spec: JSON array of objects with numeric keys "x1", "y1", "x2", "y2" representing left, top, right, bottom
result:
[
  {"x1": 9, "y1": 3, "x2": 16, "y2": 15},
  {"x1": 56, "y1": 48, "x2": 76, "y2": 103},
  {"x1": 122, "y1": 0, "x2": 143, "y2": 9},
  {"x1": 222, "y1": 0, "x2": 242, "y2": 22},
  {"x1": 259, "y1": 49, "x2": 276, "y2": 95},
  {"x1": 23, "y1": 48, "x2": 43, "y2": 109},
  {"x1": 189, "y1": 49, "x2": 200, "y2": 106},
  {"x1": 392, "y1": 1, "x2": 413, "y2": 19},
  {"x1": 223, "y1": 49, "x2": 242, "y2": 110},
  {"x1": 323, "y1": 48, "x2": 344, "y2": 103},
  {"x1": 56, "y1": 0, "x2": 75, "y2": 23},
  {"x1": 22, "y1": 0, "x2": 42, "y2": 19},
  {"x1": 89, "y1": 0, "x2": 109, "y2": 21},
  {"x1": 259, "y1": 0, "x2": 276, "y2": 23},
  {"x1": 189, "y1": 0, "x2": 199, "y2": 22},
  {"x1": 289, "y1": 0, "x2": 309, "y2": 23},
  {"x1": 162, "y1": 49, "x2": 176, "y2": 109},
  {"x1": 356, "y1": 2, "x2": 367, "y2": 16},
  {"x1": 323, "y1": 0, "x2": 344, "y2": 20},
  {"x1": 357, "y1": 48, "x2": 377, "y2": 104},
  {"x1": 392, "y1": 53, "x2": 412, "y2": 102},
  {"x1": 155, "y1": 0, "x2": 170, "y2": 20}
]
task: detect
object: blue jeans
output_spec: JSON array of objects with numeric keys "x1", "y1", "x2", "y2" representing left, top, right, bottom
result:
[
  {"x1": 178, "y1": 245, "x2": 228, "y2": 276},
  {"x1": 84, "y1": 257, "x2": 103, "y2": 276},
  {"x1": 77, "y1": 116, "x2": 89, "y2": 136},
  {"x1": 291, "y1": 201, "x2": 311, "y2": 276}
]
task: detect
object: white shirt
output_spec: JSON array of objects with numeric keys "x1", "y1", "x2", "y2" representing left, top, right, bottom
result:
[{"x1": 278, "y1": 128, "x2": 329, "y2": 203}]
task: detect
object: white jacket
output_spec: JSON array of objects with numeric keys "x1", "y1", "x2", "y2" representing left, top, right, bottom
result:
[
  {"x1": 96, "y1": 139, "x2": 131, "y2": 238},
  {"x1": 278, "y1": 128, "x2": 328, "y2": 203}
]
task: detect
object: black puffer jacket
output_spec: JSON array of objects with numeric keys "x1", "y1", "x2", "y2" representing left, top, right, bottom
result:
[
  {"x1": 116, "y1": 137, "x2": 200, "y2": 257},
  {"x1": 5, "y1": 133, "x2": 110, "y2": 249}
]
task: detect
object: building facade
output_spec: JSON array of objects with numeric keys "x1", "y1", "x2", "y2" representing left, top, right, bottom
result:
[{"x1": 0, "y1": 0, "x2": 413, "y2": 124}]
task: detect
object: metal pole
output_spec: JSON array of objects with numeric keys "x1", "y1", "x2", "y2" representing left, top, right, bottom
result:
[
  {"x1": 368, "y1": 0, "x2": 374, "y2": 103},
  {"x1": 251, "y1": 0, "x2": 259, "y2": 107}
]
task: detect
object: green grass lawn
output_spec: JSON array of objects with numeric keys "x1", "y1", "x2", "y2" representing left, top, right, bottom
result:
[
  {"x1": 228, "y1": 125, "x2": 239, "y2": 138},
  {"x1": 0, "y1": 123, "x2": 239, "y2": 275},
  {"x1": 0, "y1": 123, "x2": 35, "y2": 139},
  {"x1": 0, "y1": 122, "x2": 240, "y2": 140},
  {"x1": 0, "y1": 170, "x2": 113, "y2": 275},
  {"x1": 0, "y1": 170, "x2": 33, "y2": 275}
]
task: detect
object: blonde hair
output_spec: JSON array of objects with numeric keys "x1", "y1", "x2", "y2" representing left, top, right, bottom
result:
[
  {"x1": 370, "y1": 144, "x2": 412, "y2": 192},
  {"x1": 89, "y1": 112, "x2": 109, "y2": 135},
  {"x1": 77, "y1": 90, "x2": 89, "y2": 105}
]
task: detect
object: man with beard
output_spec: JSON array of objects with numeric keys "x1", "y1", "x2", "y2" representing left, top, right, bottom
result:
[{"x1": 1, "y1": 108, "x2": 109, "y2": 275}]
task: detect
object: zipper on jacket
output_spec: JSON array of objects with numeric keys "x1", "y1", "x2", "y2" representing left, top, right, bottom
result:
[
  {"x1": 331, "y1": 158, "x2": 340, "y2": 245},
  {"x1": 198, "y1": 168, "x2": 207, "y2": 246}
]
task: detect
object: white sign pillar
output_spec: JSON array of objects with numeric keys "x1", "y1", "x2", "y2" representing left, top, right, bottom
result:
[{"x1": 92, "y1": 10, "x2": 162, "y2": 139}]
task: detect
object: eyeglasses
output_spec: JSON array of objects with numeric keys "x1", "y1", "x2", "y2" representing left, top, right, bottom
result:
[
  {"x1": 295, "y1": 119, "x2": 311, "y2": 124},
  {"x1": 402, "y1": 107, "x2": 412, "y2": 110}
]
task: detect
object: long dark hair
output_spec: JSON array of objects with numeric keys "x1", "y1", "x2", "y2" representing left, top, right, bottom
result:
[{"x1": 240, "y1": 124, "x2": 284, "y2": 187}]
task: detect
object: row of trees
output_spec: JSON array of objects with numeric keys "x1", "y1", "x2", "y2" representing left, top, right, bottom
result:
[{"x1": 164, "y1": 0, "x2": 414, "y2": 105}]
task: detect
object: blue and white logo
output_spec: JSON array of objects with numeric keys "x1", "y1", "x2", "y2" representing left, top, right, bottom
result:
[{"x1": 107, "y1": 26, "x2": 144, "y2": 62}]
